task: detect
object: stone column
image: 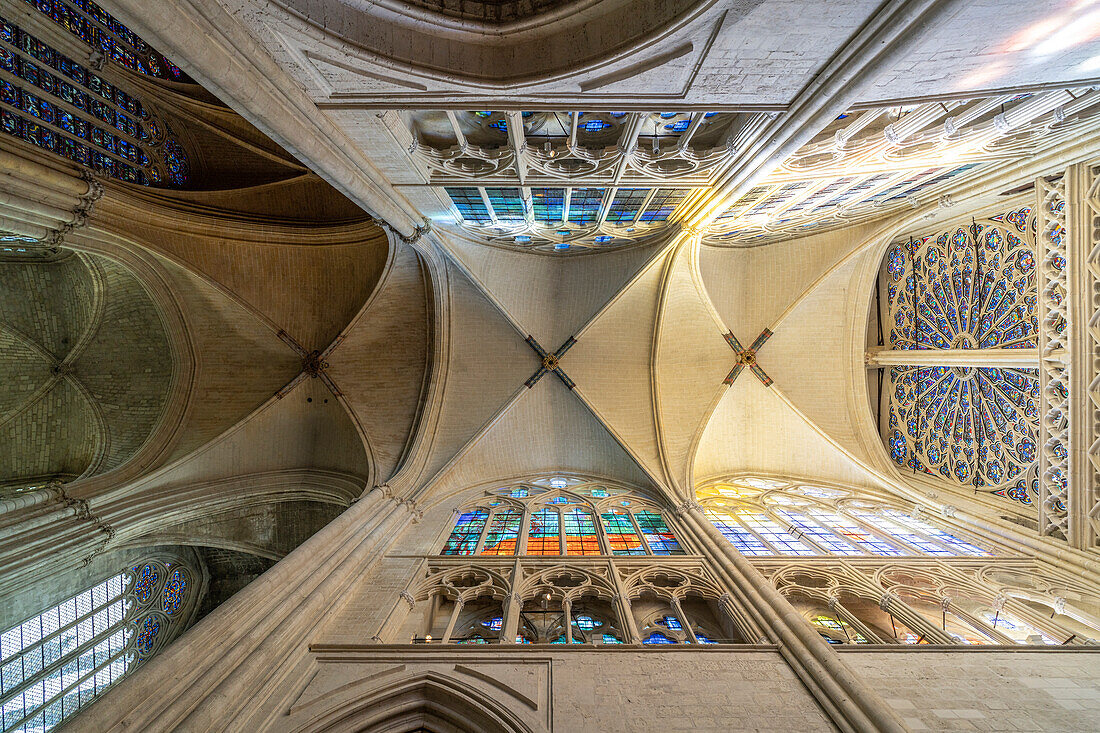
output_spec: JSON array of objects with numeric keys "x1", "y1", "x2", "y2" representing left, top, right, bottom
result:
[
  {"x1": 718, "y1": 592, "x2": 764, "y2": 643},
  {"x1": 671, "y1": 597, "x2": 699, "y2": 643},
  {"x1": 562, "y1": 598, "x2": 573, "y2": 644},
  {"x1": 878, "y1": 593, "x2": 956, "y2": 645},
  {"x1": 679, "y1": 504, "x2": 908, "y2": 733},
  {"x1": 501, "y1": 592, "x2": 523, "y2": 644},
  {"x1": 828, "y1": 598, "x2": 887, "y2": 644},
  {"x1": 440, "y1": 598, "x2": 465, "y2": 643},
  {"x1": 68, "y1": 486, "x2": 419, "y2": 731},
  {"x1": 614, "y1": 594, "x2": 641, "y2": 644}
]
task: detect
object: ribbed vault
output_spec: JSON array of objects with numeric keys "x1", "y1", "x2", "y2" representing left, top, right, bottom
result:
[{"x1": 0, "y1": 251, "x2": 173, "y2": 488}]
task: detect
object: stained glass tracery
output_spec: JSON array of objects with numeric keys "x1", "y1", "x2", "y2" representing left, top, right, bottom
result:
[
  {"x1": 0, "y1": 558, "x2": 194, "y2": 733},
  {"x1": 883, "y1": 209, "x2": 1040, "y2": 504},
  {"x1": 0, "y1": 14, "x2": 188, "y2": 185}
]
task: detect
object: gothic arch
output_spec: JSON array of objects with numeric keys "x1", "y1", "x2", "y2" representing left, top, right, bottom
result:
[{"x1": 291, "y1": 672, "x2": 534, "y2": 733}]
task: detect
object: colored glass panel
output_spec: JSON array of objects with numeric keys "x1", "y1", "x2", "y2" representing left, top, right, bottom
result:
[
  {"x1": 774, "y1": 509, "x2": 860, "y2": 555},
  {"x1": 567, "y1": 188, "x2": 604, "y2": 224},
  {"x1": 806, "y1": 509, "x2": 902, "y2": 556},
  {"x1": 885, "y1": 219, "x2": 1039, "y2": 498},
  {"x1": 131, "y1": 564, "x2": 158, "y2": 603},
  {"x1": 634, "y1": 511, "x2": 684, "y2": 555},
  {"x1": 600, "y1": 510, "x2": 646, "y2": 555},
  {"x1": 606, "y1": 188, "x2": 649, "y2": 222},
  {"x1": 480, "y1": 510, "x2": 521, "y2": 556},
  {"x1": 705, "y1": 509, "x2": 772, "y2": 556},
  {"x1": 643, "y1": 632, "x2": 675, "y2": 644},
  {"x1": 531, "y1": 188, "x2": 564, "y2": 224},
  {"x1": 161, "y1": 569, "x2": 185, "y2": 615},
  {"x1": 486, "y1": 188, "x2": 524, "y2": 222},
  {"x1": 563, "y1": 508, "x2": 601, "y2": 555},
  {"x1": 0, "y1": 560, "x2": 187, "y2": 733},
  {"x1": 848, "y1": 510, "x2": 946, "y2": 555},
  {"x1": 527, "y1": 508, "x2": 561, "y2": 555},
  {"x1": 21, "y1": 0, "x2": 183, "y2": 79},
  {"x1": 445, "y1": 187, "x2": 491, "y2": 223},
  {"x1": 441, "y1": 509, "x2": 488, "y2": 556},
  {"x1": 737, "y1": 511, "x2": 817, "y2": 555},
  {"x1": 639, "y1": 189, "x2": 686, "y2": 222},
  {"x1": 0, "y1": 15, "x2": 186, "y2": 185},
  {"x1": 882, "y1": 508, "x2": 988, "y2": 556}
]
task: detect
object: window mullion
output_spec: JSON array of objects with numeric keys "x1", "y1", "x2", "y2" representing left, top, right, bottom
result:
[
  {"x1": 472, "y1": 510, "x2": 491, "y2": 555},
  {"x1": 0, "y1": 614, "x2": 131, "y2": 709},
  {"x1": 626, "y1": 510, "x2": 650, "y2": 555},
  {"x1": 4, "y1": 632, "x2": 133, "y2": 732}
]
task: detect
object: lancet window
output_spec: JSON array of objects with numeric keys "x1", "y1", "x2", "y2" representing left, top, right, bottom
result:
[
  {"x1": 0, "y1": 557, "x2": 197, "y2": 733},
  {"x1": 440, "y1": 479, "x2": 686, "y2": 557},
  {"x1": 0, "y1": 12, "x2": 188, "y2": 185},
  {"x1": 697, "y1": 477, "x2": 992, "y2": 557},
  {"x1": 872, "y1": 206, "x2": 1041, "y2": 508}
]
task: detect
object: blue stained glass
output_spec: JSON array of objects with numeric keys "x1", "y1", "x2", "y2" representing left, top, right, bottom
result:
[
  {"x1": 445, "y1": 187, "x2": 491, "y2": 223},
  {"x1": 579, "y1": 119, "x2": 611, "y2": 132},
  {"x1": 664, "y1": 120, "x2": 691, "y2": 132},
  {"x1": 567, "y1": 188, "x2": 604, "y2": 224},
  {"x1": 531, "y1": 188, "x2": 564, "y2": 224},
  {"x1": 643, "y1": 632, "x2": 675, "y2": 644},
  {"x1": 594, "y1": 235, "x2": 613, "y2": 244},
  {"x1": 606, "y1": 188, "x2": 649, "y2": 222}
]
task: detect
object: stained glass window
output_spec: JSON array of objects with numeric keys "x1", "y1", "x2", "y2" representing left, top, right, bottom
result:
[
  {"x1": 697, "y1": 480, "x2": 991, "y2": 557},
  {"x1": 634, "y1": 511, "x2": 685, "y2": 555},
  {"x1": 445, "y1": 187, "x2": 491, "y2": 223},
  {"x1": 486, "y1": 188, "x2": 524, "y2": 222},
  {"x1": 20, "y1": 0, "x2": 184, "y2": 80},
  {"x1": 883, "y1": 214, "x2": 1039, "y2": 503},
  {"x1": 567, "y1": 188, "x2": 604, "y2": 224},
  {"x1": 563, "y1": 508, "x2": 601, "y2": 556},
  {"x1": 606, "y1": 188, "x2": 649, "y2": 222},
  {"x1": 526, "y1": 508, "x2": 561, "y2": 555},
  {"x1": 480, "y1": 510, "x2": 522, "y2": 556},
  {"x1": 0, "y1": 559, "x2": 192, "y2": 733},
  {"x1": 441, "y1": 509, "x2": 488, "y2": 556},
  {"x1": 531, "y1": 188, "x2": 564, "y2": 224},
  {"x1": 0, "y1": 15, "x2": 187, "y2": 185},
  {"x1": 600, "y1": 510, "x2": 646, "y2": 555},
  {"x1": 705, "y1": 509, "x2": 772, "y2": 556},
  {"x1": 440, "y1": 483, "x2": 684, "y2": 557},
  {"x1": 737, "y1": 511, "x2": 817, "y2": 555},
  {"x1": 643, "y1": 632, "x2": 675, "y2": 644},
  {"x1": 774, "y1": 509, "x2": 860, "y2": 555},
  {"x1": 639, "y1": 189, "x2": 686, "y2": 222}
]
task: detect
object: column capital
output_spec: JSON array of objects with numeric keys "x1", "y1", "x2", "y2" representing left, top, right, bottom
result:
[
  {"x1": 879, "y1": 592, "x2": 895, "y2": 611},
  {"x1": 400, "y1": 590, "x2": 415, "y2": 609}
]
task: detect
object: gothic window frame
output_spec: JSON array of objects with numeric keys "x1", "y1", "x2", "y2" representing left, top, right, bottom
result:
[
  {"x1": 0, "y1": 554, "x2": 201, "y2": 733},
  {"x1": 0, "y1": 11, "x2": 188, "y2": 186},
  {"x1": 697, "y1": 477, "x2": 994, "y2": 558},
  {"x1": 439, "y1": 479, "x2": 689, "y2": 557},
  {"x1": 873, "y1": 205, "x2": 1041, "y2": 507}
]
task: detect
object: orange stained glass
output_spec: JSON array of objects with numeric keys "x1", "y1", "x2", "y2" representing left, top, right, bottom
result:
[
  {"x1": 527, "y1": 508, "x2": 561, "y2": 555},
  {"x1": 480, "y1": 509, "x2": 522, "y2": 555},
  {"x1": 564, "y1": 508, "x2": 601, "y2": 555},
  {"x1": 600, "y1": 510, "x2": 646, "y2": 555}
]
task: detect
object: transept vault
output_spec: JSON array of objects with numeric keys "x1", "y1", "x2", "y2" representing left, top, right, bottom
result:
[{"x1": 2, "y1": 1, "x2": 1100, "y2": 732}]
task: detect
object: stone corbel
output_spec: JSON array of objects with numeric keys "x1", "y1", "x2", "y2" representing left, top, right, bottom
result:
[{"x1": 400, "y1": 591, "x2": 416, "y2": 609}]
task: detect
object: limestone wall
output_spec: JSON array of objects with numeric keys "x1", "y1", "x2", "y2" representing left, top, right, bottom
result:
[
  {"x1": 281, "y1": 646, "x2": 830, "y2": 733},
  {"x1": 840, "y1": 649, "x2": 1100, "y2": 732}
]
